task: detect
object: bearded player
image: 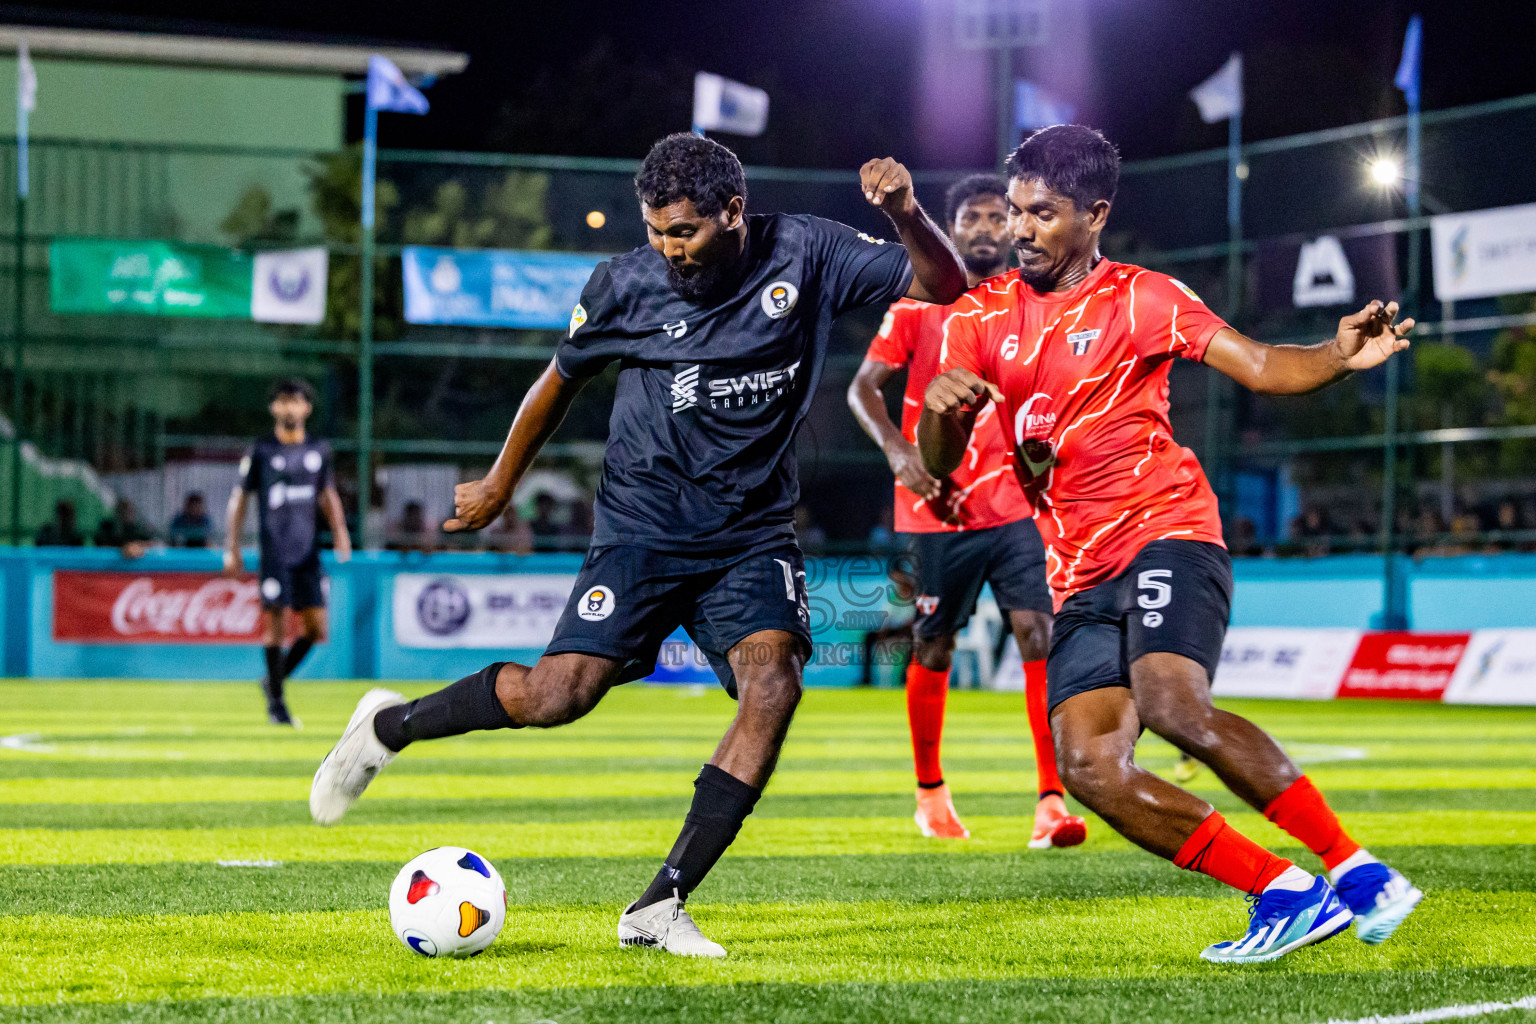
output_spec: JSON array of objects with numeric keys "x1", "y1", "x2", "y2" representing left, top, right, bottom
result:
[
  {"x1": 921, "y1": 125, "x2": 1421, "y2": 963},
  {"x1": 309, "y1": 134, "x2": 966, "y2": 958},
  {"x1": 848, "y1": 173, "x2": 1084, "y2": 849}
]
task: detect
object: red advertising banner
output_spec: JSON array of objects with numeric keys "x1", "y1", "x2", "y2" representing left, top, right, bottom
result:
[
  {"x1": 53, "y1": 570, "x2": 268, "y2": 644},
  {"x1": 1336, "y1": 631, "x2": 1471, "y2": 701}
]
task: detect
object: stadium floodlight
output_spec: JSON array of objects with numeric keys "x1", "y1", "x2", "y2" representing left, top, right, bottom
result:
[
  {"x1": 1369, "y1": 157, "x2": 1402, "y2": 187},
  {"x1": 585, "y1": 210, "x2": 607, "y2": 229}
]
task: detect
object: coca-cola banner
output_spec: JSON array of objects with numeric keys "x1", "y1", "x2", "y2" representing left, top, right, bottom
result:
[{"x1": 53, "y1": 571, "x2": 268, "y2": 643}]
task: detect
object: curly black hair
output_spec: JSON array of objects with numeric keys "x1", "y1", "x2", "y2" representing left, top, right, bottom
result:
[
  {"x1": 1006, "y1": 124, "x2": 1120, "y2": 211},
  {"x1": 943, "y1": 173, "x2": 1009, "y2": 228},
  {"x1": 269, "y1": 377, "x2": 315, "y2": 403},
  {"x1": 634, "y1": 132, "x2": 747, "y2": 217}
]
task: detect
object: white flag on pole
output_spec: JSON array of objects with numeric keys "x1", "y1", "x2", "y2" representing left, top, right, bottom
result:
[
  {"x1": 1190, "y1": 53, "x2": 1242, "y2": 124},
  {"x1": 252, "y1": 247, "x2": 328, "y2": 324},
  {"x1": 692, "y1": 72, "x2": 769, "y2": 136},
  {"x1": 17, "y1": 41, "x2": 35, "y2": 113}
]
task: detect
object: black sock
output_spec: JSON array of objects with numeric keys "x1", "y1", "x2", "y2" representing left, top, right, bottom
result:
[
  {"x1": 635, "y1": 764, "x2": 762, "y2": 910},
  {"x1": 372, "y1": 663, "x2": 515, "y2": 752},
  {"x1": 282, "y1": 637, "x2": 315, "y2": 678},
  {"x1": 262, "y1": 646, "x2": 284, "y2": 705}
]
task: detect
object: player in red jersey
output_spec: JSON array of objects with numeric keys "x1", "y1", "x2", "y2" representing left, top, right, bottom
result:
[
  {"x1": 920, "y1": 125, "x2": 1422, "y2": 963},
  {"x1": 848, "y1": 174, "x2": 1084, "y2": 848}
]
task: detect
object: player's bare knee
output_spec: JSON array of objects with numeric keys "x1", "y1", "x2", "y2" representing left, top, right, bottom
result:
[
  {"x1": 913, "y1": 635, "x2": 955, "y2": 672},
  {"x1": 1009, "y1": 610, "x2": 1052, "y2": 662},
  {"x1": 509, "y1": 660, "x2": 607, "y2": 727}
]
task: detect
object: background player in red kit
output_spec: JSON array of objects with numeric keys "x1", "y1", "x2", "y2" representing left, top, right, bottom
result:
[
  {"x1": 848, "y1": 174, "x2": 1084, "y2": 848},
  {"x1": 921, "y1": 125, "x2": 1422, "y2": 963}
]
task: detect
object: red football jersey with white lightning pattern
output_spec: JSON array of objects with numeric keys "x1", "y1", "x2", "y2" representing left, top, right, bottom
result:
[
  {"x1": 938, "y1": 260, "x2": 1228, "y2": 610},
  {"x1": 867, "y1": 296, "x2": 1032, "y2": 533}
]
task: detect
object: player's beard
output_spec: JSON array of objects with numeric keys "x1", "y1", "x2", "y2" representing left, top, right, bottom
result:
[
  {"x1": 961, "y1": 250, "x2": 1006, "y2": 278},
  {"x1": 666, "y1": 258, "x2": 736, "y2": 302},
  {"x1": 1014, "y1": 242, "x2": 1058, "y2": 290}
]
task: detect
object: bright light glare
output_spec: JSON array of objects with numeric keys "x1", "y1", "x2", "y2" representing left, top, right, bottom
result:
[
  {"x1": 585, "y1": 210, "x2": 607, "y2": 229},
  {"x1": 1369, "y1": 158, "x2": 1402, "y2": 186}
]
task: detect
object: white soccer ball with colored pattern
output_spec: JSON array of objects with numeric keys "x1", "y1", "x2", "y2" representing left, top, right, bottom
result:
[{"x1": 388, "y1": 846, "x2": 507, "y2": 957}]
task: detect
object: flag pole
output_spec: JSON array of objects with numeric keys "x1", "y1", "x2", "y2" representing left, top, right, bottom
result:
[
  {"x1": 356, "y1": 100, "x2": 377, "y2": 551},
  {"x1": 10, "y1": 51, "x2": 28, "y2": 546},
  {"x1": 1206, "y1": 67, "x2": 1242, "y2": 515}
]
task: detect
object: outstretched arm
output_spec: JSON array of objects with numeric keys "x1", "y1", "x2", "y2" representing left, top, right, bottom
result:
[
  {"x1": 917, "y1": 368, "x2": 1001, "y2": 477},
  {"x1": 1203, "y1": 299, "x2": 1415, "y2": 395},
  {"x1": 860, "y1": 157, "x2": 966, "y2": 305},
  {"x1": 847, "y1": 359, "x2": 941, "y2": 500},
  {"x1": 443, "y1": 358, "x2": 589, "y2": 532}
]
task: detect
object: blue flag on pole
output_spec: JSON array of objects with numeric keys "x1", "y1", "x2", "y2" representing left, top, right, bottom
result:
[
  {"x1": 16, "y1": 39, "x2": 35, "y2": 199},
  {"x1": 1395, "y1": 15, "x2": 1422, "y2": 106},
  {"x1": 366, "y1": 55, "x2": 429, "y2": 114}
]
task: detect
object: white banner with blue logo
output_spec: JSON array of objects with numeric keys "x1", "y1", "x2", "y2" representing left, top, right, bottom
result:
[
  {"x1": 402, "y1": 247, "x2": 605, "y2": 329},
  {"x1": 394, "y1": 573, "x2": 576, "y2": 649},
  {"x1": 252, "y1": 247, "x2": 328, "y2": 324},
  {"x1": 1430, "y1": 202, "x2": 1536, "y2": 301}
]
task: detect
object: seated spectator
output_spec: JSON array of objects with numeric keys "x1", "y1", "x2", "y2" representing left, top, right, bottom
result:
[
  {"x1": 1291, "y1": 506, "x2": 1335, "y2": 557},
  {"x1": 484, "y1": 504, "x2": 534, "y2": 555},
  {"x1": 168, "y1": 492, "x2": 212, "y2": 548},
  {"x1": 94, "y1": 498, "x2": 155, "y2": 558},
  {"x1": 386, "y1": 500, "x2": 438, "y2": 553},
  {"x1": 1226, "y1": 516, "x2": 1262, "y2": 557},
  {"x1": 35, "y1": 499, "x2": 84, "y2": 547}
]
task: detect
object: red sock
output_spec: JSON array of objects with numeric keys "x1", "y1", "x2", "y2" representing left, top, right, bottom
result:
[
  {"x1": 1174, "y1": 811, "x2": 1293, "y2": 894},
  {"x1": 1023, "y1": 660, "x2": 1062, "y2": 797},
  {"x1": 1264, "y1": 776, "x2": 1361, "y2": 870},
  {"x1": 906, "y1": 663, "x2": 949, "y2": 787}
]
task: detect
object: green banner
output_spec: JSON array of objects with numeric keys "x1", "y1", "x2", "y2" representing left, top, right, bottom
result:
[{"x1": 49, "y1": 239, "x2": 253, "y2": 318}]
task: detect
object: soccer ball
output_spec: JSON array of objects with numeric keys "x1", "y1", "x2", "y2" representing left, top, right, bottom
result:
[{"x1": 388, "y1": 846, "x2": 507, "y2": 958}]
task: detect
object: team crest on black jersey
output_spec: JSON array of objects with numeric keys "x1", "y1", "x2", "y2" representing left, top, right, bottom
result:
[{"x1": 760, "y1": 281, "x2": 798, "y2": 319}]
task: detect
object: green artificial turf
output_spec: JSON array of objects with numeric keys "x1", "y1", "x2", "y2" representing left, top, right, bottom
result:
[{"x1": 1, "y1": 681, "x2": 1534, "y2": 1023}]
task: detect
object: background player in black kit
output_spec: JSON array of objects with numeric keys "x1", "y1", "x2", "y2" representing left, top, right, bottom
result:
[
  {"x1": 224, "y1": 379, "x2": 352, "y2": 726},
  {"x1": 310, "y1": 133, "x2": 965, "y2": 957}
]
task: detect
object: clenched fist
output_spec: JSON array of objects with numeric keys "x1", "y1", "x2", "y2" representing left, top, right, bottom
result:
[
  {"x1": 925, "y1": 368, "x2": 1003, "y2": 417},
  {"x1": 860, "y1": 157, "x2": 917, "y2": 217},
  {"x1": 442, "y1": 478, "x2": 510, "y2": 533}
]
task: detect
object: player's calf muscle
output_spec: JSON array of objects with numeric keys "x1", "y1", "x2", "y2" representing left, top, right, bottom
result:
[{"x1": 501, "y1": 656, "x2": 615, "y2": 727}]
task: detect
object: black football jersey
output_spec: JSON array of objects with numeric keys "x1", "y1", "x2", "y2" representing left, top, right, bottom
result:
[
  {"x1": 556, "y1": 213, "x2": 913, "y2": 552},
  {"x1": 240, "y1": 435, "x2": 333, "y2": 567}
]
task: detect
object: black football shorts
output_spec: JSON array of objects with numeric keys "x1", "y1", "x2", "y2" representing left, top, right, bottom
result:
[
  {"x1": 543, "y1": 539, "x2": 812, "y2": 699},
  {"x1": 258, "y1": 552, "x2": 325, "y2": 612},
  {"x1": 1046, "y1": 539, "x2": 1232, "y2": 713},
  {"x1": 905, "y1": 518, "x2": 1052, "y2": 640}
]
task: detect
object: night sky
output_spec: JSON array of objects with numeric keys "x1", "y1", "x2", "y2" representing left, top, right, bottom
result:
[{"x1": 6, "y1": 0, "x2": 1535, "y2": 168}]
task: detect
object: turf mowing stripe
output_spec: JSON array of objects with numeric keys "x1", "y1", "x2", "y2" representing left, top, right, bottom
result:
[
  {"x1": 4, "y1": 845, "x2": 1533, "y2": 918},
  {"x1": 2, "y1": 891, "x2": 1530, "y2": 1006},
  {"x1": 11, "y1": 766, "x2": 1536, "y2": 805},
  {"x1": 1314, "y1": 995, "x2": 1536, "y2": 1024},
  {"x1": 4, "y1": 809, "x2": 1534, "y2": 865},
  {"x1": 7, "y1": 787, "x2": 1536, "y2": 832}
]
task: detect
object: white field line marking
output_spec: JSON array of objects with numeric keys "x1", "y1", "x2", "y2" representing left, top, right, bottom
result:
[
  {"x1": 0, "y1": 733, "x2": 56, "y2": 753},
  {"x1": 1284, "y1": 743, "x2": 1368, "y2": 764},
  {"x1": 1315, "y1": 994, "x2": 1536, "y2": 1024},
  {"x1": 217, "y1": 859, "x2": 283, "y2": 868}
]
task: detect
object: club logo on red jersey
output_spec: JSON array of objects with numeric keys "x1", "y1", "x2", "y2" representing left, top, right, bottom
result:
[
  {"x1": 1000, "y1": 334, "x2": 1019, "y2": 360},
  {"x1": 1066, "y1": 328, "x2": 1100, "y2": 356},
  {"x1": 1013, "y1": 393, "x2": 1057, "y2": 442}
]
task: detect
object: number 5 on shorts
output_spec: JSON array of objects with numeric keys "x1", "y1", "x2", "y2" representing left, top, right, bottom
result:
[{"x1": 1137, "y1": 569, "x2": 1171, "y2": 627}]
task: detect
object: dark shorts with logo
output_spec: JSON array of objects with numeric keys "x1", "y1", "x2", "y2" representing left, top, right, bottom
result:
[
  {"x1": 905, "y1": 519, "x2": 1052, "y2": 640},
  {"x1": 543, "y1": 539, "x2": 812, "y2": 699},
  {"x1": 1046, "y1": 539, "x2": 1232, "y2": 713},
  {"x1": 258, "y1": 551, "x2": 325, "y2": 612}
]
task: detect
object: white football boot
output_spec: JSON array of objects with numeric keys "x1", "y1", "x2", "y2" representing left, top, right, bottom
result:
[
  {"x1": 617, "y1": 895, "x2": 727, "y2": 958},
  {"x1": 309, "y1": 688, "x2": 405, "y2": 825}
]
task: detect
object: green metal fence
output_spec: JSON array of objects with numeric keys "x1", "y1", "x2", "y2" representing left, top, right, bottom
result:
[{"x1": 3, "y1": 93, "x2": 1534, "y2": 593}]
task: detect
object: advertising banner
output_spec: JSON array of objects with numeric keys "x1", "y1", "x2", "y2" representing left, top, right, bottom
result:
[
  {"x1": 252, "y1": 247, "x2": 328, "y2": 324},
  {"x1": 1336, "y1": 631, "x2": 1471, "y2": 701},
  {"x1": 1431, "y1": 202, "x2": 1536, "y2": 301},
  {"x1": 1212, "y1": 628, "x2": 1361, "y2": 700},
  {"x1": 1443, "y1": 629, "x2": 1536, "y2": 706},
  {"x1": 53, "y1": 571, "x2": 268, "y2": 643},
  {"x1": 1255, "y1": 233, "x2": 1398, "y2": 312},
  {"x1": 401, "y1": 247, "x2": 604, "y2": 329},
  {"x1": 393, "y1": 573, "x2": 576, "y2": 649},
  {"x1": 50, "y1": 239, "x2": 253, "y2": 318}
]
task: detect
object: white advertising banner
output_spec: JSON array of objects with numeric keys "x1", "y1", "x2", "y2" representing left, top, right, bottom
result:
[
  {"x1": 1430, "y1": 203, "x2": 1536, "y2": 301},
  {"x1": 252, "y1": 247, "x2": 328, "y2": 324},
  {"x1": 1443, "y1": 629, "x2": 1536, "y2": 706},
  {"x1": 392, "y1": 573, "x2": 576, "y2": 650},
  {"x1": 1212, "y1": 628, "x2": 1362, "y2": 700}
]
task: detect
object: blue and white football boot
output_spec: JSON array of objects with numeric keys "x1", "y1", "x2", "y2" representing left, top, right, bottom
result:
[
  {"x1": 1200, "y1": 875, "x2": 1353, "y2": 964},
  {"x1": 1334, "y1": 862, "x2": 1423, "y2": 945}
]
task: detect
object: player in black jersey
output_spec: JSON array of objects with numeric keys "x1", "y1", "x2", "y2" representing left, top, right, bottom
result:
[
  {"x1": 310, "y1": 133, "x2": 966, "y2": 957},
  {"x1": 224, "y1": 379, "x2": 352, "y2": 726}
]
